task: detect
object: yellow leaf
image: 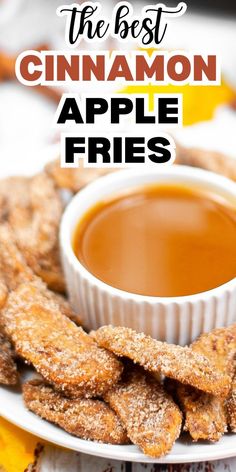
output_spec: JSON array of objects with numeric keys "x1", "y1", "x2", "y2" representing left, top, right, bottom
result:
[{"x1": 0, "y1": 417, "x2": 39, "y2": 472}]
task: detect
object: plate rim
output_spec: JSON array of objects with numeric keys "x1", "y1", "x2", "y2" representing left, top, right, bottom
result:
[{"x1": 1, "y1": 382, "x2": 236, "y2": 464}]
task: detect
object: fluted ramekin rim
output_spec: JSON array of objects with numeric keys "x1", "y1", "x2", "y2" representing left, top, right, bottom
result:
[{"x1": 60, "y1": 165, "x2": 236, "y2": 305}]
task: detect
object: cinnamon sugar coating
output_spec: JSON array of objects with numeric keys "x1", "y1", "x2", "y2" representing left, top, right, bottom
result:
[
  {"x1": 0, "y1": 223, "x2": 81, "y2": 324},
  {"x1": 93, "y1": 326, "x2": 231, "y2": 397},
  {"x1": 0, "y1": 332, "x2": 18, "y2": 385},
  {"x1": 191, "y1": 324, "x2": 236, "y2": 375},
  {"x1": 171, "y1": 324, "x2": 236, "y2": 441},
  {"x1": 104, "y1": 367, "x2": 182, "y2": 457},
  {"x1": 23, "y1": 379, "x2": 129, "y2": 444},
  {"x1": 45, "y1": 291, "x2": 82, "y2": 326},
  {"x1": 171, "y1": 381, "x2": 227, "y2": 442},
  {"x1": 0, "y1": 174, "x2": 65, "y2": 293},
  {"x1": 1, "y1": 283, "x2": 123, "y2": 398}
]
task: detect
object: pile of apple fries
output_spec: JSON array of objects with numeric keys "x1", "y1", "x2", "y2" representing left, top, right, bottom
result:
[{"x1": 0, "y1": 161, "x2": 236, "y2": 459}]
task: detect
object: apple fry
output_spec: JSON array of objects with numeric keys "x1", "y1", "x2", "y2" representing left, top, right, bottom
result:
[
  {"x1": 92, "y1": 326, "x2": 231, "y2": 397},
  {"x1": 172, "y1": 325, "x2": 236, "y2": 441},
  {"x1": 23, "y1": 379, "x2": 129, "y2": 444},
  {"x1": 1, "y1": 283, "x2": 122, "y2": 398},
  {"x1": 171, "y1": 382, "x2": 227, "y2": 442},
  {"x1": 104, "y1": 366, "x2": 182, "y2": 457},
  {"x1": 9, "y1": 172, "x2": 65, "y2": 293},
  {"x1": 0, "y1": 174, "x2": 65, "y2": 293},
  {"x1": 0, "y1": 223, "x2": 81, "y2": 324}
]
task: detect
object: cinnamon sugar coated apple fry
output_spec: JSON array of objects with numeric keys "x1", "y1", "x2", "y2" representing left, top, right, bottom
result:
[
  {"x1": 0, "y1": 223, "x2": 81, "y2": 324},
  {"x1": 23, "y1": 379, "x2": 129, "y2": 444},
  {"x1": 45, "y1": 290, "x2": 82, "y2": 326},
  {"x1": 0, "y1": 282, "x2": 123, "y2": 398},
  {"x1": 45, "y1": 158, "x2": 115, "y2": 193},
  {"x1": 0, "y1": 332, "x2": 18, "y2": 385},
  {"x1": 104, "y1": 366, "x2": 182, "y2": 457},
  {"x1": 92, "y1": 326, "x2": 231, "y2": 397},
  {"x1": 191, "y1": 324, "x2": 236, "y2": 374},
  {"x1": 172, "y1": 382, "x2": 227, "y2": 442},
  {"x1": 0, "y1": 174, "x2": 65, "y2": 293},
  {"x1": 171, "y1": 324, "x2": 236, "y2": 441},
  {"x1": 192, "y1": 325, "x2": 236, "y2": 436},
  {"x1": 9, "y1": 172, "x2": 65, "y2": 293}
]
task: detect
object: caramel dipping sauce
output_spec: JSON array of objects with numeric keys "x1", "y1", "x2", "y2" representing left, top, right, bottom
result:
[{"x1": 73, "y1": 184, "x2": 236, "y2": 297}]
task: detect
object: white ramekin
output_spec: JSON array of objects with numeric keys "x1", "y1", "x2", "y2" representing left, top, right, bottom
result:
[{"x1": 60, "y1": 165, "x2": 236, "y2": 345}]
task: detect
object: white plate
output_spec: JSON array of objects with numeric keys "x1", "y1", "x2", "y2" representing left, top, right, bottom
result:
[
  {"x1": 1, "y1": 145, "x2": 236, "y2": 464},
  {"x1": 1, "y1": 368, "x2": 236, "y2": 464}
]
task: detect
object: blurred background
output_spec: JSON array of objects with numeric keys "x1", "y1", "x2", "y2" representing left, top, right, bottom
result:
[{"x1": 0, "y1": 0, "x2": 236, "y2": 175}]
